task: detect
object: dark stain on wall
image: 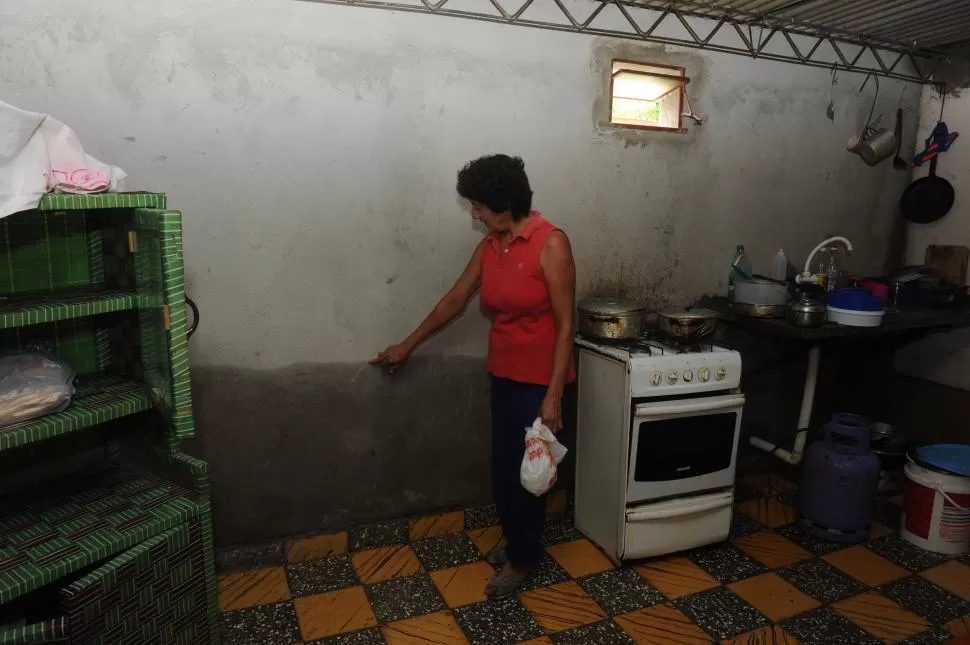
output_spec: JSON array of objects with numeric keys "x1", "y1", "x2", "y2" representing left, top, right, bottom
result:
[{"x1": 191, "y1": 356, "x2": 493, "y2": 547}]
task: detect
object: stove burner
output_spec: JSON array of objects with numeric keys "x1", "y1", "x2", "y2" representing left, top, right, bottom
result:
[
  {"x1": 623, "y1": 339, "x2": 655, "y2": 355},
  {"x1": 579, "y1": 335, "x2": 652, "y2": 355},
  {"x1": 639, "y1": 329, "x2": 722, "y2": 353}
]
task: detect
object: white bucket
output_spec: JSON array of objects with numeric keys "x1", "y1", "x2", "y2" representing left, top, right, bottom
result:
[{"x1": 902, "y1": 459, "x2": 970, "y2": 555}]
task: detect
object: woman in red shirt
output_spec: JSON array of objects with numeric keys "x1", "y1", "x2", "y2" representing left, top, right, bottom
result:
[{"x1": 372, "y1": 154, "x2": 576, "y2": 598}]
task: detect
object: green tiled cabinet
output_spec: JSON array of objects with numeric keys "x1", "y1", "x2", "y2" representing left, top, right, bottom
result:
[{"x1": 0, "y1": 195, "x2": 218, "y2": 644}]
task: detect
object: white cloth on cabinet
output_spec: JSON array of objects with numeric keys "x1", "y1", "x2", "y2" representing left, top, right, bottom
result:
[{"x1": 0, "y1": 99, "x2": 126, "y2": 219}]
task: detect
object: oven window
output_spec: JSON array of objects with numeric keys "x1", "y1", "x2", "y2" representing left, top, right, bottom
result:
[{"x1": 633, "y1": 413, "x2": 737, "y2": 482}]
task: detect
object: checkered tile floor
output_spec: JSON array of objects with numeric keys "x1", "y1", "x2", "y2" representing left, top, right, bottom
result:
[{"x1": 218, "y1": 475, "x2": 970, "y2": 644}]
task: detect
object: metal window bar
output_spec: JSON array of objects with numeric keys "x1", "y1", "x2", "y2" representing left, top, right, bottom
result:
[{"x1": 299, "y1": 0, "x2": 957, "y2": 84}]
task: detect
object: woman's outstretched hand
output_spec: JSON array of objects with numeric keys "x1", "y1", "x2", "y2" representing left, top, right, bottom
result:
[{"x1": 370, "y1": 343, "x2": 412, "y2": 374}]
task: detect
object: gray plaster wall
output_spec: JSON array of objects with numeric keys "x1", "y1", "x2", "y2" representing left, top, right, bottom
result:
[
  {"x1": 1, "y1": 0, "x2": 921, "y2": 546},
  {"x1": 897, "y1": 85, "x2": 970, "y2": 392}
]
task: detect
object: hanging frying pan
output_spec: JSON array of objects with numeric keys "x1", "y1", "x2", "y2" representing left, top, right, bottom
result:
[{"x1": 900, "y1": 155, "x2": 955, "y2": 224}]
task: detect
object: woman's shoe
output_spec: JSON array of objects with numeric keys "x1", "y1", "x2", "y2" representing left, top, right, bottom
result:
[{"x1": 485, "y1": 567, "x2": 529, "y2": 600}]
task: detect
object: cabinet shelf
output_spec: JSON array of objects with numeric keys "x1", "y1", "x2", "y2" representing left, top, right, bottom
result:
[
  {"x1": 36, "y1": 193, "x2": 166, "y2": 211},
  {"x1": 0, "y1": 289, "x2": 137, "y2": 330},
  {"x1": 0, "y1": 467, "x2": 198, "y2": 606},
  {"x1": 0, "y1": 376, "x2": 151, "y2": 453}
]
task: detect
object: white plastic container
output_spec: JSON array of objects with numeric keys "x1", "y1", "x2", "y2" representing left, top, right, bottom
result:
[
  {"x1": 902, "y1": 460, "x2": 970, "y2": 555},
  {"x1": 734, "y1": 280, "x2": 789, "y2": 306},
  {"x1": 826, "y1": 306, "x2": 885, "y2": 327}
]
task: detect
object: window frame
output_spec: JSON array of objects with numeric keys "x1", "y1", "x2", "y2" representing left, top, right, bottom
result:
[{"x1": 609, "y1": 58, "x2": 688, "y2": 133}]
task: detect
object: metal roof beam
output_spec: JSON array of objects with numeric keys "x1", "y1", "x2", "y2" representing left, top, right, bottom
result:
[{"x1": 298, "y1": 0, "x2": 947, "y2": 83}]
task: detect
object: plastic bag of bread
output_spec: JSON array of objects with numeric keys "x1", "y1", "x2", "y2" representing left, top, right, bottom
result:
[{"x1": 0, "y1": 353, "x2": 75, "y2": 428}]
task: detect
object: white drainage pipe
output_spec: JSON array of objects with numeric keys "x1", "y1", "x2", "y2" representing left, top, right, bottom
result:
[{"x1": 749, "y1": 344, "x2": 820, "y2": 465}]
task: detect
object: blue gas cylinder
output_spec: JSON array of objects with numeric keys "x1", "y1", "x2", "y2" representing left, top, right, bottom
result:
[{"x1": 798, "y1": 413, "x2": 881, "y2": 543}]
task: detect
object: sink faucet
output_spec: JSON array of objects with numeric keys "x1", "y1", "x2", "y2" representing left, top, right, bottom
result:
[{"x1": 797, "y1": 236, "x2": 854, "y2": 284}]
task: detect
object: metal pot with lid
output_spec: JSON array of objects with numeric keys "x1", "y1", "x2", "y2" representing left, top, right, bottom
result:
[
  {"x1": 577, "y1": 297, "x2": 647, "y2": 340},
  {"x1": 789, "y1": 292, "x2": 826, "y2": 327},
  {"x1": 656, "y1": 307, "x2": 719, "y2": 343}
]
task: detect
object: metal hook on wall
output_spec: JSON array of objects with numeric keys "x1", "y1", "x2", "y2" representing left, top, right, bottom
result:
[
  {"x1": 859, "y1": 72, "x2": 879, "y2": 94},
  {"x1": 859, "y1": 73, "x2": 881, "y2": 134},
  {"x1": 826, "y1": 64, "x2": 839, "y2": 121}
]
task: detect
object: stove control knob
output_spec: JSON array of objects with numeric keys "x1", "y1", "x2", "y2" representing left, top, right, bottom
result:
[
  {"x1": 650, "y1": 371, "x2": 662, "y2": 386},
  {"x1": 698, "y1": 367, "x2": 710, "y2": 382},
  {"x1": 683, "y1": 370, "x2": 694, "y2": 382},
  {"x1": 667, "y1": 370, "x2": 679, "y2": 384},
  {"x1": 715, "y1": 366, "x2": 727, "y2": 381}
]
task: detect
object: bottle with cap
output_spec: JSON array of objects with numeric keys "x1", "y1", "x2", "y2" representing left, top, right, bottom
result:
[
  {"x1": 771, "y1": 248, "x2": 788, "y2": 282},
  {"x1": 728, "y1": 245, "x2": 751, "y2": 300}
]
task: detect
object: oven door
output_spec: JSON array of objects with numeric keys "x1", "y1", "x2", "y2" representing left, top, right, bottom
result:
[{"x1": 627, "y1": 393, "x2": 744, "y2": 504}]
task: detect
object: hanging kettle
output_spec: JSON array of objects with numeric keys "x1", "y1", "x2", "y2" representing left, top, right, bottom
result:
[
  {"x1": 854, "y1": 129, "x2": 897, "y2": 166},
  {"x1": 847, "y1": 74, "x2": 896, "y2": 166}
]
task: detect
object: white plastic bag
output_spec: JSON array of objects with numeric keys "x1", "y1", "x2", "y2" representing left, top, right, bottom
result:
[
  {"x1": 0, "y1": 353, "x2": 75, "y2": 428},
  {"x1": 520, "y1": 418, "x2": 568, "y2": 497}
]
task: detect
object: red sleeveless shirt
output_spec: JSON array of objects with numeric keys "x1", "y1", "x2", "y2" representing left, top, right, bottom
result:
[{"x1": 480, "y1": 212, "x2": 576, "y2": 386}]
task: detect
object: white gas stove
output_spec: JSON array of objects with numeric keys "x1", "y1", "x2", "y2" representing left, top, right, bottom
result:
[{"x1": 574, "y1": 333, "x2": 744, "y2": 563}]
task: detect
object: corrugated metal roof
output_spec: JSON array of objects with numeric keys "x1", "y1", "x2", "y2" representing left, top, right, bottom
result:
[{"x1": 666, "y1": 0, "x2": 970, "y2": 52}]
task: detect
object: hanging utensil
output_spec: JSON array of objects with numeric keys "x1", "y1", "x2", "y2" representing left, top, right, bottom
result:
[
  {"x1": 893, "y1": 108, "x2": 908, "y2": 170},
  {"x1": 858, "y1": 129, "x2": 897, "y2": 166},
  {"x1": 849, "y1": 75, "x2": 896, "y2": 166},
  {"x1": 901, "y1": 156, "x2": 955, "y2": 223},
  {"x1": 912, "y1": 85, "x2": 959, "y2": 168},
  {"x1": 901, "y1": 86, "x2": 957, "y2": 224},
  {"x1": 826, "y1": 66, "x2": 838, "y2": 121}
]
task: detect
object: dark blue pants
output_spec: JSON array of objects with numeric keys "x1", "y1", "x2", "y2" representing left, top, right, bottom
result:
[{"x1": 491, "y1": 376, "x2": 562, "y2": 569}]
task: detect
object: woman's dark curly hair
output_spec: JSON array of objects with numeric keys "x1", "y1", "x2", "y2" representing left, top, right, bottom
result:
[{"x1": 456, "y1": 154, "x2": 533, "y2": 221}]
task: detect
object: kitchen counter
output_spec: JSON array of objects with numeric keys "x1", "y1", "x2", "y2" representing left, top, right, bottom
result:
[
  {"x1": 703, "y1": 296, "x2": 970, "y2": 342},
  {"x1": 703, "y1": 296, "x2": 970, "y2": 467}
]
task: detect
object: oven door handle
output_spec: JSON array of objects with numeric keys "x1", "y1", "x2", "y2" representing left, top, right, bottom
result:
[
  {"x1": 633, "y1": 394, "x2": 745, "y2": 418},
  {"x1": 626, "y1": 494, "x2": 734, "y2": 522}
]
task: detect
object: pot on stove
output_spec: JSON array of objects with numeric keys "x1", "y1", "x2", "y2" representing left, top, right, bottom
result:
[
  {"x1": 656, "y1": 307, "x2": 719, "y2": 344},
  {"x1": 577, "y1": 297, "x2": 647, "y2": 340}
]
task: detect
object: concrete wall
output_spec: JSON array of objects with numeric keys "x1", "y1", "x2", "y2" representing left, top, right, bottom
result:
[
  {"x1": 893, "y1": 80, "x2": 970, "y2": 448},
  {"x1": 0, "y1": 0, "x2": 920, "y2": 546},
  {"x1": 897, "y1": 86, "x2": 970, "y2": 390}
]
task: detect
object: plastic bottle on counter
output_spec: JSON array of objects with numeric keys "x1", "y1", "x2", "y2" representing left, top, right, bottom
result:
[
  {"x1": 770, "y1": 248, "x2": 788, "y2": 281},
  {"x1": 728, "y1": 245, "x2": 751, "y2": 300}
]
